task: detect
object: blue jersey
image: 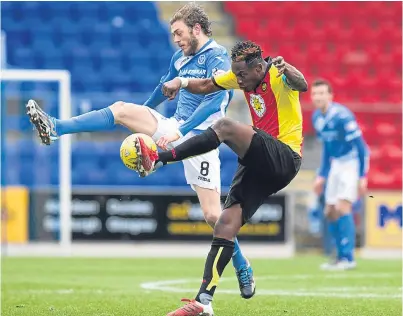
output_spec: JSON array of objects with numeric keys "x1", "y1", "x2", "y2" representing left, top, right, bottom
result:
[
  {"x1": 144, "y1": 39, "x2": 233, "y2": 136},
  {"x1": 312, "y1": 102, "x2": 369, "y2": 178}
]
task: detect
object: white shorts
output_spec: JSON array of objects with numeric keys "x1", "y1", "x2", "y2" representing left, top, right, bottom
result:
[
  {"x1": 325, "y1": 159, "x2": 359, "y2": 205},
  {"x1": 148, "y1": 108, "x2": 221, "y2": 193}
]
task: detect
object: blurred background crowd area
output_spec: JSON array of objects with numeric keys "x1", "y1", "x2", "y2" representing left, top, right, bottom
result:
[{"x1": 1, "y1": 1, "x2": 402, "y2": 191}]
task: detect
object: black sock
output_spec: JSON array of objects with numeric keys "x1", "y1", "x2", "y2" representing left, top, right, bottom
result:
[
  {"x1": 195, "y1": 237, "x2": 235, "y2": 305},
  {"x1": 158, "y1": 127, "x2": 221, "y2": 164}
]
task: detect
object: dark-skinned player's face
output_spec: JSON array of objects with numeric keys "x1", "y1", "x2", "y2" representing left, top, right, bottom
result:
[
  {"x1": 171, "y1": 20, "x2": 199, "y2": 56},
  {"x1": 231, "y1": 61, "x2": 263, "y2": 92}
]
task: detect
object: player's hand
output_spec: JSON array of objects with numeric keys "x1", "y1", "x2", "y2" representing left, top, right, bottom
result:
[
  {"x1": 162, "y1": 78, "x2": 182, "y2": 100},
  {"x1": 272, "y1": 56, "x2": 286, "y2": 77},
  {"x1": 358, "y1": 177, "x2": 368, "y2": 197},
  {"x1": 313, "y1": 176, "x2": 326, "y2": 195},
  {"x1": 156, "y1": 132, "x2": 180, "y2": 150}
]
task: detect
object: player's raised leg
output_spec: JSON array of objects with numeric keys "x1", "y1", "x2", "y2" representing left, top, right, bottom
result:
[
  {"x1": 26, "y1": 99, "x2": 158, "y2": 145},
  {"x1": 149, "y1": 118, "x2": 256, "y2": 167}
]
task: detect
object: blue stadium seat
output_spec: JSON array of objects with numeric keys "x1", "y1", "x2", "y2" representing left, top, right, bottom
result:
[{"x1": 3, "y1": 0, "x2": 174, "y2": 93}]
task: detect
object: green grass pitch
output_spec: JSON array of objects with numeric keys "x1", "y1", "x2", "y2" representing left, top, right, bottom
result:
[{"x1": 2, "y1": 256, "x2": 402, "y2": 316}]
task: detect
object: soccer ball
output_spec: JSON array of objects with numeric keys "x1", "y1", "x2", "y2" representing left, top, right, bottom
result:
[{"x1": 119, "y1": 133, "x2": 158, "y2": 174}]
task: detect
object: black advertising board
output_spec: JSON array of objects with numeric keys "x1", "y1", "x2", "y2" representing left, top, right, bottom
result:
[{"x1": 29, "y1": 190, "x2": 287, "y2": 242}]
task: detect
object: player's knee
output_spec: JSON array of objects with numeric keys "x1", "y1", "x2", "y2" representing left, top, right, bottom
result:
[
  {"x1": 213, "y1": 210, "x2": 239, "y2": 239},
  {"x1": 203, "y1": 211, "x2": 219, "y2": 228},
  {"x1": 212, "y1": 118, "x2": 236, "y2": 141},
  {"x1": 109, "y1": 101, "x2": 139, "y2": 124},
  {"x1": 214, "y1": 221, "x2": 234, "y2": 240},
  {"x1": 109, "y1": 101, "x2": 126, "y2": 123}
]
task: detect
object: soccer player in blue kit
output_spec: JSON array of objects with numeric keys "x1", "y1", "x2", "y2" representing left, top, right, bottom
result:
[
  {"x1": 311, "y1": 79, "x2": 370, "y2": 270},
  {"x1": 26, "y1": 3, "x2": 255, "y2": 296}
]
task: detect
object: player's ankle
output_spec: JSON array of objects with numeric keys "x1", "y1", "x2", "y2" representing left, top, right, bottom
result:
[{"x1": 196, "y1": 293, "x2": 213, "y2": 305}]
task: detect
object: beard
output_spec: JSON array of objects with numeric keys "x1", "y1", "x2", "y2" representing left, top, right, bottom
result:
[{"x1": 186, "y1": 31, "x2": 199, "y2": 56}]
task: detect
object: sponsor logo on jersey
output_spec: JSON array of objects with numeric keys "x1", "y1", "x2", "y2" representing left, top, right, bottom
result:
[
  {"x1": 178, "y1": 69, "x2": 207, "y2": 77},
  {"x1": 250, "y1": 94, "x2": 266, "y2": 117},
  {"x1": 198, "y1": 176, "x2": 211, "y2": 182}
]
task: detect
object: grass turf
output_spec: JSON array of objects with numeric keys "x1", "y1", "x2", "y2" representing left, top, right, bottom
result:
[{"x1": 2, "y1": 256, "x2": 401, "y2": 316}]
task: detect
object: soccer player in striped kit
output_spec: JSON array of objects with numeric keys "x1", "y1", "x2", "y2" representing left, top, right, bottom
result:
[
  {"x1": 138, "y1": 40, "x2": 307, "y2": 316},
  {"x1": 311, "y1": 79, "x2": 369, "y2": 271}
]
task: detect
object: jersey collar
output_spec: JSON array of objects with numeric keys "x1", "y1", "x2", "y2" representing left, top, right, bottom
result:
[
  {"x1": 253, "y1": 57, "x2": 272, "y2": 93},
  {"x1": 193, "y1": 39, "x2": 214, "y2": 57}
]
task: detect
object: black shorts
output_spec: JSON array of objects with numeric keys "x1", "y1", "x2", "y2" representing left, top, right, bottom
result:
[{"x1": 223, "y1": 128, "x2": 301, "y2": 224}]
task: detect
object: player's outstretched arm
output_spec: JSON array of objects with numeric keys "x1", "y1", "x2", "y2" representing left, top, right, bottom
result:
[
  {"x1": 283, "y1": 62, "x2": 308, "y2": 92},
  {"x1": 162, "y1": 77, "x2": 220, "y2": 100},
  {"x1": 272, "y1": 56, "x2": 308, "y2": 92}
]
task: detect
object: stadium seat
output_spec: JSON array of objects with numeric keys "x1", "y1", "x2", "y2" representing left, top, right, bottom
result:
[
  {"x1": 225, "y1": 1, "x2": 402, "y2": 107},
  {"x1": 2, "y1": 1, "x2": 174, "y2": 98},
  {"x1": 226, "y1": 0, "x2": 401, "y2": 191}
]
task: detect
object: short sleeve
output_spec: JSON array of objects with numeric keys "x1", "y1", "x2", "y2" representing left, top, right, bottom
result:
[
  {"x1": 269, "y1": 66, "x2": 296, "y2": 94},
  {"x1": 212, "y1": 70, "x2": 240, "y2": 90}
]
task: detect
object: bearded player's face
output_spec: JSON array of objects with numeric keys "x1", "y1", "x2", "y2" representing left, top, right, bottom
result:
[
  {"x1": 232, "y1": 61, "x2": 263, "y2": 92},
  {"x1": 171, "y1": 20, "x2": 198, "y2": 56}
]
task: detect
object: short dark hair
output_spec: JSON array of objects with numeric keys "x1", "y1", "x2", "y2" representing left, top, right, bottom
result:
[
  {"x1": 170, "y1": 3, "x2": 212, "y2": 37},
  {"x1": 231, "y1": 40, "x2": 264, "y2": 65},
  {"x1": 312, "y1": 79, "x2": 333, "y2": 93}
]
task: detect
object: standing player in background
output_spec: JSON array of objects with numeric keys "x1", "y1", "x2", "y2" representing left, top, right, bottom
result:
[
  {"x1": 137, "y1": 40, "x2": 307, "y2": 316},
  {"x1": 311, "y1": 79, "x2": 369, "y2": 271},
  {"x1": 26, "y1": 3, "x2": 256, "y2": 296}
]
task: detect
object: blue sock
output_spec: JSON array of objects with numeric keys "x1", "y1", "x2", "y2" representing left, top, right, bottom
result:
[
  {"x1": 55, "y1": 108, "x2": 115, "y2": 136},
  {"x1": 232, "y1": 238, "x2": 248, "y2": 270},
  {"x1": 337, "y1": 214, "x2": 355, "y2": 262},
  {"x1": 328, "y1": 219, "x2": 341, "y2": 260}
]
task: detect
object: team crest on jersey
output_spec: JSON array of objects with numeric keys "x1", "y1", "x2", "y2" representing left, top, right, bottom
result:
[
  {"x1": 250, "y1": 94, "x2": 266, "y2": 117},
  {"x1": 198, "y1": 55, "x2": 206, "y2": 65},
  {"x1": 262, "y1": 82, "x2": 268, "y2": 92}
]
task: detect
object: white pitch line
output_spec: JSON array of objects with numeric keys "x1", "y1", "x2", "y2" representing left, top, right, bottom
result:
[
  {"x1": 140, "y1": 273, "x2": 402, "y2": 299},
  {"x1": 141, "y1": 272, "x2": 400, "y2": 290},
  {"x1": 139, "y1": 286, "x2": 402, "y2": 299},
  {"x1": 10, "y1": 287, "x2": 401, "y2": 299}
]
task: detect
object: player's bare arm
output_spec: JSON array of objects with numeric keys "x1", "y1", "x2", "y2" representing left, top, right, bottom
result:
[
  {"x1": 272, "y1": 56, "x2": 308, "y2": 92},
  {"x1": 162, "y1": 77, "x2": 220, "y2": 100}
]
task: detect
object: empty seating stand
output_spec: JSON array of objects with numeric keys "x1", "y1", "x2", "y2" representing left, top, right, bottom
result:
[{"x1": 224, "y1": 1, "x2": 402, "y2": 189}]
